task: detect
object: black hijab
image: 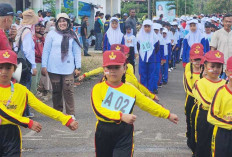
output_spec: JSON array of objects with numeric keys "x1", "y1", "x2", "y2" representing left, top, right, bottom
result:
[{"x1": 55, "y1": 17, "x2": 82, "y2": 62}]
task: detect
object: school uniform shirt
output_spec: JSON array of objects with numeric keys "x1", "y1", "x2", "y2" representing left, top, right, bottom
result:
[
  {"x1": 91, "y1": 81, "x2": 170, "y2": 123},
  {"x1": 183, "y1": 62, "x2": 191, "y2": 93},
  {"x1": 192, "y1": 78, "x2": 226, "y2": 110},
  {"x1": 104, "y1": 20, "x2": 110, "y2": 33},
  {"x1": 83, "y1": 64, "x2": 156, "y2": 100},
  {"x1": 119, "y1": 18, "x2": 125, "y2": 34},
  {"x1": 185, "y1": 71, "x2": 200, "y2": 97},
  {"x1": 208, "y1": 85, "x2": 232, "y2": 130},
  {"x1": 124, "y1": 33, "x2": 138, "y2": 54},
  {"x1": 182, "y1": 30, "x2": 205, "y2": 63},
  {"x1": 0, "y1": 83, "x2": 72, "y2": 126},
  {"x1": 203, "y1": 32, "x2": 213, "y2": 53}
]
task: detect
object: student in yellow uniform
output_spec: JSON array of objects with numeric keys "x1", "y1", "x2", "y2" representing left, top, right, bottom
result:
[
  {"x1": 79, "y1": 44, "x2": 159, "y2": 101},
  {"x1": 184, "y1": 48, "x2": 203, "y2": 154},
  {"x1": 183, "y1": 43, "x2": 204, "y2": 92},
  {"x1": 91, "y1": 50, "x2": 178, "y2": 157},
  {"x1": 208, "y1": 56, "x2": 232, "y2": 157},
  {"x1": 0, "y1": 49, "x2": 78, "y2": 157},
  {"x1": 192, "y1": 50, "x2": 226, "y2": 157}
]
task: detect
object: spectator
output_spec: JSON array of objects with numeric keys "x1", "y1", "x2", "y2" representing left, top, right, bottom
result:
[
  {"x1": 0, "y1": 3, "x2": 17, "y2": 50},
  {"x1": 94, "y1": 12, "x2": 104, "y2": 51},
  {"x1": 42, "y1": 13, "x2": 82, "y2": 118},
  {"x1": 31, "y1": 23, "x2": 44, "y2": 95},
  {"x1": 15, "y1": 9, "x2": 39, "y2": 117},
  {"x1": 81, "y1": 16, "x2": 91, "y2": 56},
  {"x1": 17, "y1": 10, "x2": 23, "y2": 19},
  {"x1": 210, "y1": 14, "x2": 232, "y2": 74},
  {"x1": 125, "y1": 9, "x2": 137, "y2": 36},
  {"x1": 104, "y1": 14, "x2": 111, "y2": 33},
  {"x1": 38, "y1": 10, "x2": 43, "y2": 18},
  {"x1": 43, "y1": 10, "x2": 52, "y2": 23}
]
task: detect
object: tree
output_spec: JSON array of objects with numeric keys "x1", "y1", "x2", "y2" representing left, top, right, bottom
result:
[
  {"x1": 206, "y1": 0, "x2": 231, "y2": 14},
  {"x1": 166, "y1": 0, "x2": 194, "y2": 16}
]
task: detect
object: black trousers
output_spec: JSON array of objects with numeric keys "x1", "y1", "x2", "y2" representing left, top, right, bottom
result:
[
  {"x1": 190, "y1": 104, "x2": 198, "y2": 154},
  {"x1": 0, "y1": 125, "x2": 21, "y2": 157},
  {"x1": 212, "y1": 127, "x2": 232, "y2": 157},
  {"x1": 185, "y1": 95, "x2": 195, "y2": 152},
  {"x1": 196, "y1": 109, "x2": 214, "y2": 157},
  {"x1": 95, "y1": 121, "x2": 134, "y2": 157},
  {"x1": 127, "y1": 47, "x2": 135, "y2": 73}
]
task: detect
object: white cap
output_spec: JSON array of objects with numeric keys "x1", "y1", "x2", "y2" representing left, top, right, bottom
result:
[
  {"x1": 143, "y1": 19, "x2": 153, "y2": 26},
  {"x1": 187, "y1": 19, "x2": 198, "y2": 25},
  {"x1": 200, "y1": 14, "x2": 204, "y2": 16},
  {"x1": 153, "y1": 23, "x2": 162, "y2": 30},
  {"x1": 162, "y1": 28, "x2": 168, "y2": 33},
  {"x1": 211, "y1": 16, "x2": 217, "y2": 21}
]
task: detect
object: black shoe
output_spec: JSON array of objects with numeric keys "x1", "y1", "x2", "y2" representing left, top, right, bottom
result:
[
  {"x1": 163, "y1": 82, "x2": 167, "y2": 85},
  {"x1": 84, "y1": 54, "x2": 91, "y2": 56},
  {"x1": 154, "y1": 90, "x2": 158, "y2": 94}
]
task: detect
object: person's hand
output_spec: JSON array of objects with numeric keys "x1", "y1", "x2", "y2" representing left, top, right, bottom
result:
[
  {"x1": 30, "y1": 121, "x2": 42, "y2": 133},
  {"x1": 68, "y1": 121, "x2": 78, "y2": 131},
  {"x1": 121, "y1": 113, "x2": 136, "y2": 124},
  {"x1": 41, "y1": 67, "x2": 48, "y2": 76},
  {"x1": 169, "y1": 60, "x2": 171, "y2": 64},
  {"x1": 74, "y1": 69, "x2": 81, "y2": 77},
  {"x1": 161, "y1": 60, "x2": 164, "y2": 65},
  {"x1": 78, "y1": 75, "x2": 85, "y2": 81},
  {"x1": 32, "y1": 68, "x2": 37, "y2": 76},
  {"x1": 86, "y1": 35, "x2": 88, "y2": 39},
  {"x1": 168, "y1": 113, "x2": 179, "y2": 124},
  {"x1": 135, "y1": 53, "x2": 138, "y2": 59},
  {"x1": 154, "y1": 95, "x2": 159, "y2": 101}
]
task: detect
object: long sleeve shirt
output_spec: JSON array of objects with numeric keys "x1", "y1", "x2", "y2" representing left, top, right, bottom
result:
[
  {"x1": 103, "y1": 34, "x2": 125, "y2": 52},
  {"x1": 42, "y1": 30, "x2": 81, "y2": 75},
  {"x1": 0, "y1": 83, "x2": 72, "y2": 127},
  {"x1": 91, "y1": 81, "x2": 170, "y2": 123}
]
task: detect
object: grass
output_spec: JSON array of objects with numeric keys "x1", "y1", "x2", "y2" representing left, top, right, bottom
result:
[{"x1": 81, "y1": 53, "x2": 103, "y2": 74}]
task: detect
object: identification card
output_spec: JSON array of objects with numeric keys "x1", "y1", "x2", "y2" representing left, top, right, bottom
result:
[
  {"x1": 141, "y1": 41, "x2": 152, "y2": 52},
  {"x1": 102, "y1": 87, "x2": 135, "y2": 114}
]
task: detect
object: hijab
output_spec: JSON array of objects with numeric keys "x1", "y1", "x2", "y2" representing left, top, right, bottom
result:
[
  {"x1": 162, "y1": 28, "x2": 171, "y2": 56},
  {"x1": 137, "y1": 19, "x2": 158, "y2": 62},
  {"x1": 106, "y1": 17, "x2": 124, "y2": 45},
  {"x1": 55, "y1": 17, "x2": 82, "y2": 62},
  {"x1": 185, "y1": 19, "x2": 204, "y2": 47}
]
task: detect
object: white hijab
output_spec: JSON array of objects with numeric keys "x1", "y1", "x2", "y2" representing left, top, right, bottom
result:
[
  {"x1": 162, "y1": 28, "x2": 171, "y2": 56},
  {"x1": 137, "y1": 19, "x2": 158, "y2": 62},
  {"x1": 106, "y1": 17, "x2": 124, "y2": 45},
  {"x1": 185, "y1": 19, "x2": 204, "y2": 47}
]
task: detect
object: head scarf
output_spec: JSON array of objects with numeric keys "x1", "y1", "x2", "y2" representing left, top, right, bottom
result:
[
  {"x1": 55, "y1": 17, "x2": 82, "y2": 62},
  {"x1": 162, "y1": 28, "x2": 171, "y2": 56},
  {"x1": 137, "y1": 19, "x2": 158, "y2": 62},
  {"x1": 106, "y1": 17, "x2": 124, "y2": 45},
  {"x1": 185, "y1": 19, "x2": 204, "y2": 47}
]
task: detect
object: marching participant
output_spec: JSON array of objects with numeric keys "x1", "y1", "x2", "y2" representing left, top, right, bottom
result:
[
  {"x1": 91, "y1": 50, "x2": 178, "y2": 157},
  {"x1": 0, "y1": 49, "x2": 78, "y2": 157},
  {"x1": 208, "y1": 56, "x2": 232, "y2": 157},
  {"x1": 182, "y1": 19, "x2": 205, "y2": 67},
  {"x1": 184, "y1": 48, "x2": 203, "y2": 154},
  {"x1": 103, "y1": 17, "x2": 125, "y2": 51},
  {"x1": 137, "y1": 19, "x2": 160, "y2": 94},
  {"x1": 192, "y1": 50, "x2": 225, "y2": 157}
]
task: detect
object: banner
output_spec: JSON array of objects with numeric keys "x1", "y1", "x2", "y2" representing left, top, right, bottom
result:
[
  {"x1": 156, "y1": 1, "x2": 176, "y2": 22},
  {"x1": 63, "y1": 0, "x2": 92, "y2": 17}
]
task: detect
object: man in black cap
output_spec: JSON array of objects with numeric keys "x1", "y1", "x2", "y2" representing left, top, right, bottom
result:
[
  {"x1": 0, "y1": 3, "x2": 17, "y2": 50},
  {"x1": 43, "y1": 9, "x2": 52, "y2": 23}
]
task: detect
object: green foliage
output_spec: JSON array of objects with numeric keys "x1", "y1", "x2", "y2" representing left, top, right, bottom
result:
[
  {"x1": 43, "y1": 0, "x2": 56, "y2": 17},
  {"x1": 166, "y1": 0, "x2": 194, "y2": 16},
  {"x1": 61, "y1": 0, "x2": 74, "y2": 14},
  {"x1": 206, "y1": 0, "x2": 231, "y2": 14},
  {"x1": 121, "y1": 1, "x2": 148, "y2": 19}
]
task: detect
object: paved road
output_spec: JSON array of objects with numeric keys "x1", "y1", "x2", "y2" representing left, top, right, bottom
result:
[{"x1": 21, "y1": 63, "x2": 192, "y2": 157}]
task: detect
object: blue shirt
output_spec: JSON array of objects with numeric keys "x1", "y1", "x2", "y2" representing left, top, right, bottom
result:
[
  {"x1": 42, "y1": 30, "x2": 81, "y2": 75},
  {"x1": 103, "y1": 34, "x2": 125, "y2": 52}
]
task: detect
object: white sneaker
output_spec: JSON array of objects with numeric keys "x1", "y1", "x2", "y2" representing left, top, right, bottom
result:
[
  {"x1": 70, "y1": 115, "x2": 76, "y2": 120},
  {"x1": 171, "y1": 67, "x2": 173, "y2": 70},
  {"x1": 168, "y1": 69, "x2": 171, "y2": 72}
]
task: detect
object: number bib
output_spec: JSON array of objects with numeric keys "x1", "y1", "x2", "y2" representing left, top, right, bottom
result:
[
  {"x1": 102, "y1": 87, "x2": 135, "y2": 114},
  {"x1": 141, "y1": 41, "x2": 152, "y2": 52}
]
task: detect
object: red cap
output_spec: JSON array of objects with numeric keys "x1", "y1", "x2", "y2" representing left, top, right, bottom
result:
[
  {"x1": 0, "y1": 49, "x2": 17, "y2": 65},
  {"x1": 111, "y1": 44, "x2": 130, "y2": 55},
  {"x1": 103, "y1": 50, "x2": 126, "y2": 67},
  {"x1": 227, "y1": 56, "x2": 232, "y2": 72},
  {"x1": 190, "y1": 48, "x2": 204, "y2": 60},
  {"x1": 191, "y1": 43, "x2": 204, "y2": 50},
  {"x1": 204, "y1": 50, "x2": 224, "y2": 64}
]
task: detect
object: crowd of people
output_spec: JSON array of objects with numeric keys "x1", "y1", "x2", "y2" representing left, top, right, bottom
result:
[{"x1": 0, "y1": 2, "x2": 232, "y2": 157}]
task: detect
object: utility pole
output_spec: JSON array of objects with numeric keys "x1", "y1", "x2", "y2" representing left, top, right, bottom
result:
[{"x1": 148, "y1": 0, "x2": 152, "y2": 19}]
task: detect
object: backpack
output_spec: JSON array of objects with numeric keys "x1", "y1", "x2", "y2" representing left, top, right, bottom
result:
[{"x1": 16, "y1": 27, "x2": 32, "y2": 79}]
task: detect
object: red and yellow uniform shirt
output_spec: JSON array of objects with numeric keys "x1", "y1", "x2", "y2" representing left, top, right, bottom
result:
[
  {"x1": 84, "y1": 64, "x2": 156, "y2": 100},
  {"x1": 185, "y1": 71, "x2": 200, "y2": 97},
  {"x1": 0, "y1": 83, "x2": 72, "y2": 127},
  {"x1": 91, "y1": 81, "x2": 170, "y2": 123},
  {"x1": 192, "y1": 78, "x2": 226, "y2": 110},
  {"x1": 183, "y1": 62, "x2": 191, "y2": 92},
  {"x1": 208, "y1": 85, "x2": 232, "y2": 130}
]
